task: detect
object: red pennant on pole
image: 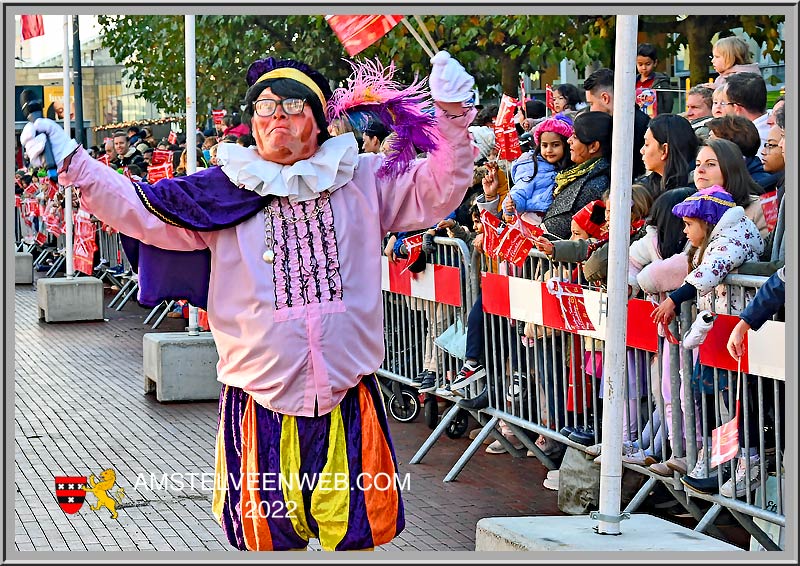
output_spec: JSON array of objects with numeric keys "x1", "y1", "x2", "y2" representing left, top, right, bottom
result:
[
  {"x1": 325, "y1": 15, "x2": 403, "y2": 56},
  {"x1": 546, "y1": 84, "x2": 556, "y2": 113},
  {"x1": 399, "y1": 233, "x2": 424, "y2": 274},
  {"x1": 21, "y1": 15, "x2": 45, "y2": 40}
]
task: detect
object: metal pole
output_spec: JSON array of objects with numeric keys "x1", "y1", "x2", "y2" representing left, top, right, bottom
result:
[
  {"x1": 594, "y1": 14, "x2": 637, "y2": 535},
  {"x1": 185, "y1": 15, "x2": 199, "y2": 334},
  {"x1": 72, "y1": 16, "x2": 84, "y2": 147},
  {"x1": 63, "y1": 16, "x2": 74, "y2": 279}
]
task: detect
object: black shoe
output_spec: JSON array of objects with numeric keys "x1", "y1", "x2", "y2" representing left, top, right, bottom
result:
[
  {"x1": 568, "y1": 428, "x2": 596, "y2": 446},
  {"x1": 559, "y1": 425, "x2": 579, "y2": 437},
  {"x1": 417, "y1": 373, "x2": 438, "y2": 394},
  {"x1": 458, "y1": 387, "x2": 489, "y2": 410},
  {"x1": 680, "y1": 468, "x2": 730, "y2": 495},
  {"x1": 411, "y1": 370, "x2": 429, "y2": 387}
]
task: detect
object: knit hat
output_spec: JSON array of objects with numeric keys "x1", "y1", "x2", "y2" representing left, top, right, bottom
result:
[
  {"x1": 533, "y1": 115, "x2": 574, "y2": 147},
  {"x1": 572, "y1": 199, "x2": 607, "y2": 239},
  {"x1": 671, "y1": 185, "x2": 735, "y2": 225}
]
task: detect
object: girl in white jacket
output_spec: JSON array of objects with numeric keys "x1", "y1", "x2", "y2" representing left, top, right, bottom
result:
[{"x1": 651, "y1": 185, "x2": 764, "y2": 496}]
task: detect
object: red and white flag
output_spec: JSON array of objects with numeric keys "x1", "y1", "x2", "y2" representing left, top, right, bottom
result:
[
  {"x1": 325, "y1": 15, "x2": 403, "y2": 56},
  {"x1": 21, "y1": 15, "x2": 45, "y2": 40},
  {"x1": 546, "y1": 84, "x2": 556, "y2": 113},
  {"x1": 212, "y1": 109, "x2": 226, "y2": 128},
  {"x1": 400, "y1": 233, "x2": 424, "y2": 274},
  {"x1": 545, "y1": 278, "x2": 596, "y2": 332}
]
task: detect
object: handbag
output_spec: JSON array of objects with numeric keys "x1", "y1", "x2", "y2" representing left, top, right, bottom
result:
[{"x1": 434, "y1": 318, "x2": 468, "y2": 360}]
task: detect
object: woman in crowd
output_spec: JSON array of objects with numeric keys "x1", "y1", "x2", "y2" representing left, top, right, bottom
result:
[
  {"x1": 637, "y1": 113, "x2": 699, "y2": 200},
  {"x1": 540, "y1": 111, "x2": 613, "y2": 240},
  {"x1": 693, "y1": 138, "x2": 769, "y2": 238},
  {"x1": 706, "y1": 115, "x2": 779, "y2": 191}
]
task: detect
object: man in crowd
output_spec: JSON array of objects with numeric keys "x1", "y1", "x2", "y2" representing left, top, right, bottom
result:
[
  {"x1": 111, "y1": 130, "x2": 147, "y2": 170},
  {"x1": 583, "y1": 67, "x2": 649, "y2": 179},
  {"x1": 685, "y1": 85, "x2": 714, "y2": 141},
  {"x1": 721, "y1": 72, "x2": 770, "y2": 145}
]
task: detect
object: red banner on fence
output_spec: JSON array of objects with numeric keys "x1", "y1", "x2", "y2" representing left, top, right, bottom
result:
[{"x1": 759, "y1": 190, "x2": 779, "y2": 232}]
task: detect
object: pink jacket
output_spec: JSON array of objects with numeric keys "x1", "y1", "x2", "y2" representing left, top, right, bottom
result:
[{"x1": 61, "y1": 106, "x2": 477, "y2": 416}]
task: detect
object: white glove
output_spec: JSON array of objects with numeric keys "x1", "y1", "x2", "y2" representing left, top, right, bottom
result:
[
  {"x1": 429, "y1": 50, "x2": 475, "y2": 103},
  {"x1": 20, "y1": 117, "x2": 79, "y2": 170}
]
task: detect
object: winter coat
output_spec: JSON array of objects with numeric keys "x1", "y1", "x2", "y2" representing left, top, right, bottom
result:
[
  {"x1": 686, "y1": 205, "x2": 764, "y2": 315},
  {"x1": 712, "y1": 63, "x2": 762, "y2": 87},
  {"x1": 542, "y1": 158, "x2": 611, "y2": 240},
  {"x1": 628, "y1": 225, "x2": 689, "y2": 301},
  {"x1": 740, "y1": 267, "x2": 785, "y2": 330},
  {"x1": 507, "y1": 153, "x2": 557, "y2": 214}
]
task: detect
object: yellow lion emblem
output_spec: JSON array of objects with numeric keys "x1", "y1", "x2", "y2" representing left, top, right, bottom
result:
[{"x1": 84, "y1": 469, "x2": 125, "y2": 519}]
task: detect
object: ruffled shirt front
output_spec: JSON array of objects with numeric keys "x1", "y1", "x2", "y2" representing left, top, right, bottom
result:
[{"x1": 216, "y1": 133, "x2": 358, "y2": 203}]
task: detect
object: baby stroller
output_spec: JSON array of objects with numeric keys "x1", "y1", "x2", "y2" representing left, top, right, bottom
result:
[{"x1": 378, "y1": 375, "x2": 422, "y2": 423}]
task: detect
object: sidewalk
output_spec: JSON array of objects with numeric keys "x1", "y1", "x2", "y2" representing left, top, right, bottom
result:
[{"x1": 13, "y1": 279, "x2": 562, "y2": 553}]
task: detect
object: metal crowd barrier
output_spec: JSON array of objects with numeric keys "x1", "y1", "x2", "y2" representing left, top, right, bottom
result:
[
  {"x1": 465, "y1": 246, "x2": 784, "y2": 550},
  {"x1": 377, "y1": 236, "x2": 492, "y2": 460}
]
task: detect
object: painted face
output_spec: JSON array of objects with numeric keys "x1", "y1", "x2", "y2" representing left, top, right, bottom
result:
[
  {"x1": 694, "y1": 145, "x2": 725, "y2": 190},
  {"x1": 538, "y1": 131, "x2": 566, "y2": 165},
  {"x1": 683, "y1": 217, "x2": 708, "y2": 248},
  {"x1": 685, "y1": 93, "x2": 711, "y2": 121},
  {"x1": 640, "y1": 128, "x2": 667, "y2": 176},
  {"x1": 251, "y1": 88, "x2": 320, "y2": 165},
  {"x1": 711, "y1": 47, "x2": 728, "y2": 74},
  {"x1": 636, "y1": 56, "x2": 657, "y2": 80},
  {"x1": 569, "y1": 219, "x2": 590, "y2": 241},
  {"x1": 761, "y1": 125, "x2": 785, "y2": 173},
  {"x1": 567, "y1": 132, "x2": 599, "y2": 165}
]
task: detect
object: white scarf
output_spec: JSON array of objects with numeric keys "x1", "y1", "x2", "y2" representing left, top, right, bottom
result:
[{"x1": 216, "y1": 133, "x2": 358, "y2": 203}]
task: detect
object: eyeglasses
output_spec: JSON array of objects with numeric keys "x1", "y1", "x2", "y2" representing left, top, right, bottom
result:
[
  {"x1": 253, "y1": 97, "x2": 305, "y2": 117},
  {"x1": 712, "y1": 101, "x2": 738, "y2": 108},
  {"x1": 763, "y1": 142, "x2": 782, "y2": 151}
]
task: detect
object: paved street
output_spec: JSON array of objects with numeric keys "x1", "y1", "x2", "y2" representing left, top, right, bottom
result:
[{"x1": 13, "y1": 278, "x2": 561, "y2": 553}]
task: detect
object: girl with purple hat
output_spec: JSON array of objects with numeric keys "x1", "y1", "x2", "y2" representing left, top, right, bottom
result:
[{"x1": 651, "y1": 185, "x2": 763, "y2": 497}]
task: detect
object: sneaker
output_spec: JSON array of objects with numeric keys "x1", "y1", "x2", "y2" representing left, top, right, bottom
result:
[
  {"x1": 622, "y1": 447, "x2": 659, "y2": 466},
  {"x1": 450, "y1": 361, "x2": 486, "y2": 392},
  {"x1": 411, "y1": 370, "x2": 429, "y2": 387},
  {"x1": 505, "y1": 372, "x2": 526, "y2": 402},
  {"x1": 485, "y1": 439, "x2": 523, "y2": 454},
  {"x1": 417, "y1": 372, "x2": 438, "y2": 394},
  {"x1": 546, "y1": 469, "x2": 559, "y2": 480},
  {"x1": 543, "y1": 473, "x2": 559, "y2": 491},
  {"x1": 421, "y1": 232, "x2": 436, "y2": 254},
  {"x1": 535, "y1": 434, "x2": 562, "y2": 456},
  {"x1": 685, "y1": 447, "x2": 715, "y2": 480},
  {"x1": 719, "y1": 456, "x2": 760, "y2": 498},
  {"x1": 682, "y1": 310, "x2": 716, "y2": 349}
]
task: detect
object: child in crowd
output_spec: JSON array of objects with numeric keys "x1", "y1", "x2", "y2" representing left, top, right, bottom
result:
[
  {"x1": 501, "y1": 116, "x2": 574, "y2": 226},
  {"x1": 651, "y1": 186, "x2": 764, "y2": 496},
  {"x1": 626, "y1": 187, "x2": 695, "y2": 474},
  {"x1": 635, "y1": 43, "x2": 674, "y2": 117},
  {"x1": 709, "y1": 36, "x2": 761, "y2": 87}
]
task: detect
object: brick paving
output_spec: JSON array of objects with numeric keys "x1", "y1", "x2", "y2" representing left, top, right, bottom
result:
[{"x1": 13, "y1": 278, "x2": 563, "y2": 553}]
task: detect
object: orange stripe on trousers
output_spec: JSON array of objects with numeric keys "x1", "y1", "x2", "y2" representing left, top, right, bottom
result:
[
  {"x1": 358, "y1": 382, "x2": 398, "y2": 546},
  {"x1": 240, "y1": 396, "x2": 273, "y2": 550}
]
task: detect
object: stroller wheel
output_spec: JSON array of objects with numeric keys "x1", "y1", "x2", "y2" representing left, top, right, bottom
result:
[
  {"x1": 388, "y1": 387, "x2": 420, "y2": 423},
  {"x1": 445, "y1": 410, "x2": 470, "y2": 439},
  {"x1": 424, "y1": 395, "x2": 439, "y2": 429}
]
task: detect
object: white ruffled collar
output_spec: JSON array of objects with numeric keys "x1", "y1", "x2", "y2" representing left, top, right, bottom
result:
[{"x1": 216, "y1": 133, "x2": 358, "y2": 203}]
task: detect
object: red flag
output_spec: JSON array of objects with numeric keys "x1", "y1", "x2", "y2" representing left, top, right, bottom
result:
[
  {"x1": 21, "y1": 15, "x2": 45, "y2": 40},
  {"x1": 545, "y1": 278, "x2": 596, "y2": 332},
  {"x1": 493, "y1": 94, "x2": 522, "y2": 161},
  {"x1": 399, "y1": 233, "x2": 424, "y2": 274},
  {"x1": 519, "y1": 77, "x2": 527, "y2": 112},
  {"x1": 325, "y1": 15, "x2": 403, "y2": 56},
  {"x1": 546, "y1": 84, "x2": 556, "y2": 113},
  {"x1": 212, "y1": 109, "x2": 226, "y2": 127},
  {"x1": 168, "y1": 131, "x2": 178, "y2": 145},
  {"x1": 759, "y1": 190, "x2": 779, "y2": 232}
]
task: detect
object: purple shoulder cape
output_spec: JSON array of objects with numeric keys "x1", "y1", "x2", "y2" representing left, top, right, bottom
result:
[{"x1": 120, "y1": 166, "x2": 271, "y2": 308}]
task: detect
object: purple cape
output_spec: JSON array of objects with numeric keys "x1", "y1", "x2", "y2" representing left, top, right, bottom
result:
[{"x1": 121, "y1": 166, "x2": 271, "y2": 308}]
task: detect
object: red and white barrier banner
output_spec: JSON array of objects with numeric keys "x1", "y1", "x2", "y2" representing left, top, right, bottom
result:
[
  {"x1": 698, "y1": 313, "x2": 784, "y2": 380},
  {"x1": 481, "y1": 272, "x2": 660, "y2": 352},
  {"x1": 381, "y1": 256, "x2": 461, "y2": 307}
]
